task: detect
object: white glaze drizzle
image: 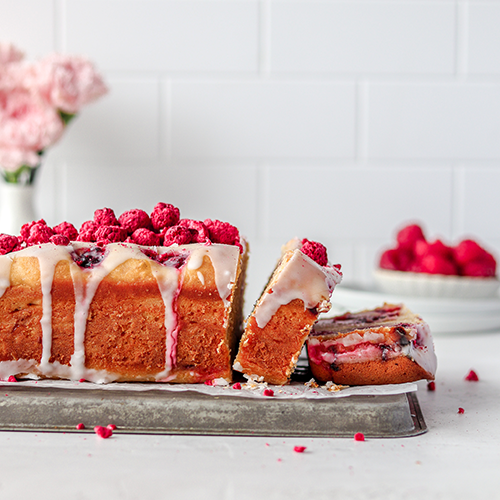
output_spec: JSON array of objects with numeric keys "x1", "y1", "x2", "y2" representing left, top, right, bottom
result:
[
  {"x1": 0, "y1": 241, "x2": 241, "y2": 381},
  {"x1": 253, "y1": 250, "x2": 342, "y2": 329}
]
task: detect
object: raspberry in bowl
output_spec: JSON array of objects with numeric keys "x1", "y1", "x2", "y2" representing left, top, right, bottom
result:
[{"x1": 374, "y1": 223, "x2": 499, "y2": 299}]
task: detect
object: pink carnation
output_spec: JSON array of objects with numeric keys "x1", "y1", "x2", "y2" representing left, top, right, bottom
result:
[
  {"x1": 36, "y1": 54, "x2": 108, "y2": 114},
  {"x1": 0, "y1": 87, "x2": 64, "y2": 163},
  {"x1": 0, "y1": 43, "x2": 24, "y2": 65}
]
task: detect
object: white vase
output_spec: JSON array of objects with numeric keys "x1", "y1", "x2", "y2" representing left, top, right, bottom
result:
[{"x1": 0, "y1": 182, "x2": 37, "y2": 235}]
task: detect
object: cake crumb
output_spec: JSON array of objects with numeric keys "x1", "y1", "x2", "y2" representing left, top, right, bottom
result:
[
  {"x1": 293, "y1": 446, "x2": 306, "y2": 453},
  {"x1": 305, "y1": 379, "x2": 319, "y2": 388},
  {"x1": 325, "y1": 381, "x2": 349, "y2": 392},
  {"x1": 465, "y1": 370, "x2": 479, "y2": 382},
  {"x1": 458, "y1": 407, "x2": 465, "y2": 414}
]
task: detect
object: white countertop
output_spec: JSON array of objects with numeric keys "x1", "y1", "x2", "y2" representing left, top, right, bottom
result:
[{"x1": 0, "y1": 331, "x2": 499, "y2": 500}]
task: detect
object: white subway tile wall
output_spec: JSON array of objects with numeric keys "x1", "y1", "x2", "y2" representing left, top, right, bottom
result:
[{"x1": 2, "y1": 0, "x2": 500, "y2": 309}]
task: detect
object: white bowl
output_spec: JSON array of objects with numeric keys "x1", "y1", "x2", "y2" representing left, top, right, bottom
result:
[{"x1": 373, "y1": 269, "x2": 500, "y2": 299}]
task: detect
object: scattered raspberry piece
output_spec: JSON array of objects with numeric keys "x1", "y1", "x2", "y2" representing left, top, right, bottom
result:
[
  {"x1": 396, "y1": 224, "x2": 426, "y2": 251},
  {"x1": 25, "y1": 221, "x2": 54, "y2": 245},
  {"x1": 53, "y1": 221, "x2": 78, "y2": 241},
  {"x1": 93, "y1": 208, "x2": 118, "y2": 226},
  {"x1": 0, "y1": 234, "x2": 20, "y2": 255},
  {"x1": 232, "y1": 382, "x2": 242, "y2": 390},
  {"x1": 50, "y1": 234, "x2": 70, "y2": 246},
  {"x1": 293, "y1": 446, "x2": 306, "y2": 453},
  {"x1": 94, "y1": 425, "x2": 113, "y2": 438},
  {"x1": 118, "y1": 209, "x2": 151, "y2": 234},
  {"x1": 76, "y1": 423, "x2": 85, "y2": 430},
  {"x1": 178, "y1": 219, "x2": 210, "y2": 243},
  {"x1": 300, "y1": 239, "x2": 328, "y2": 266},
  {"x1": 263, "y1": 389, "x2": 274, "y2": 397},
  {"x1": 94, "y1": 225, "x2": 126, "y2": 244},
  {"x1": 107, "y1": 424, "x2": 117, "y2": 430},
  {"x1": 427, "y1": 381, "x2": 436, "y2": 391},
  {"x1": 458, "y1": 407, "x2": 465, "y2": 414},
  {"x1": 354, "y1": 432, "x2": 365, "y2": 441},
  {"x1": 7, "y1": 376, "x2": 16, "y2": 382},
  {"x1": 151, "y1": 203, "x2": 180, "y2": 231},
  {"x1": 465, "y1": 369, "x2": 479, "y2": 382},
  {"x1": 162, "y1": 225, "x2": 193, "y2": 246},
  {"x1": 130, "y1": 228, "x2": 161, "y2": 246},
  {"x1": 204, "y1": 380, "x2": 214, "y2": 386},
  {"x1": 77, "y1": 221, "x2": 99, "y2": 242},
  {"x1": 79, "y1": 379, "x2": 86, "y2": 383},
  {"x1": 204, "y1": 219, "x2": 241, "y2": 250}
]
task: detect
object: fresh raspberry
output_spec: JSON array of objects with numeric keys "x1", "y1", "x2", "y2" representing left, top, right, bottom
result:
[
  {"x1": 49, "y1": 234, "x2": 70, "y2": 246},
  {"x1": 162, "y1": 225, "x2": 193, "y2": 246},
  {"x1": 94, "y1": 425, "x2": 113, "y2": 438},
  {"x1": 94, "y1": 208, "x2": 118, "y2": 226},
  {"x1": 354, "y1": 432, "x2": 365, "y2": 441},
  {"x1": 77, "y1": 221, "x2": 98, "y2": 242},
  {"x1": 460, "y1": 256, "x2": 496, "y2": 277},
  {"x1": 300, "y1": 239, "x2": 328, "y2": 266},
  {"x1": 293, "y1": 446, "x2": 306, "y2": 453},
  {"x1": 414, "y1": 239, "x2": 453, "y2": 261},
  {"x1": 263, "y1": 389, "x2": 274, "y2": 397},
  {"x1": 53, "y1": 221, "x2": 78, "y2": 241},
  {"x1": 76, "y1": 423, "x2": 85, "y2": 430},
  {"x1": 20, "y1": 219, "x2": 46, "y2": 241},
  {"x1": 151, "y1": 203, "x2": 180, "y2": 231},
  {"x1": 178, "y1": 219, "x2": 210, "y2": 243},
  {"x1": 396, "y1": 224, "x2": 426, "y2": 251},
  {"x1": 454, "y1": 239, "x2": 490, "y2": 266},
  {"x1": 379, "y1": 249, "x2": 400, "y2": 271},
  {"x1": 412, "y1": 253, "x2": 457, "y2": 275},
  {"x1": 118, "y1": 209, "x2": 151, "y2": 235},
  {"x1": 130, "y1": 228, "x2": 161, "y2": 246},
  {"x1": 427, "y1": 381, "x2": 436, "y2": 391},
  {"x1": 94, "y1": 225, "x2": 126, "y2": 244},
  {"x1": 204, "y1": 219, "x2": 241, "y2": 250},
  {"x1": 465, "y1": 369, "x2": 479, "y2": 381},
  {"x1": 458, "y1": 407, "x2": 465, "y2": 414},
  {"x1": 25, "y1": 221, "x2": 54, "y2": 245},
  {"x1": 0, "y1": 234, "x2": 20, "y2": 255},
  {"x1": 232, "y1": 382, "x2": 242, "y2": 390}
]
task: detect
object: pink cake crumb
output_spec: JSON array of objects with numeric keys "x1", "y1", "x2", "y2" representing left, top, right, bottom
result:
[
  {"x1": 465, "y1": 370, "x2": 479, "y2": 382},
  {"x1": 458, "y1": 407, "x2": 465, "y2": 414},
  {"x1": 76, "y1": 423, "x2": 85, "y2": 430},
  {"x1": 354, "y1": 432, "x2": 365, "y2": 442},
  {"x1": 94, "y1": 425, "x2": 113, "y2": 438},
  {"x1": 293, "y1": 446, "x2": 306, "y2": 453},
  {"x1": 263, "y1": 389, "x2": 274, "y2": 397},
  {"x1": 301, "y1": 239, "x2": 328, "y2": 266}
]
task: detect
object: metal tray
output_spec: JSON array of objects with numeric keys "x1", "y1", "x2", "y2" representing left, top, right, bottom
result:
[{"x1": 0, "y1": 384, "x2": 427, "y2": 438}]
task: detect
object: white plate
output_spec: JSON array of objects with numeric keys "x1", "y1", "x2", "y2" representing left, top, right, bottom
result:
[{"x1": 329, "y1": 283, "x2": 500, "y2": 335}]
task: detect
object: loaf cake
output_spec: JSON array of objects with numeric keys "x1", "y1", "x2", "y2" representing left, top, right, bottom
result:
[
  {"x1": 233, "y1": 238, "x2": 342, "y2": 385},
  {"x1": 306, "y1": 303, "x2": 437, "y2": 385},
  {"x1": 0, "y1": 204, "x2": 247, "y2": 383}
]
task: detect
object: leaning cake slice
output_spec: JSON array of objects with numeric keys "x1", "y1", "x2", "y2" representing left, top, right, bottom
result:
[
  {"x1": 306, "y1": 303, "x2": 437, "y2": 385},
  {"x1": 233, "y1": 238, "x2": 342, "y2": 385}
]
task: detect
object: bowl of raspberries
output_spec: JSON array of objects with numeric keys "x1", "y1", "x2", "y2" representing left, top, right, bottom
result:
[{"x1": 375, "y1": 223, "x2": 499, "y2": 299}]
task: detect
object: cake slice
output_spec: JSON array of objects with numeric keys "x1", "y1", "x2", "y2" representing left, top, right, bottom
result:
[
  {"x1": 306, "y1": 303, "x2": 437, "y2": 385},
  {"x1": 0, "y1": 204, "x2": 247, "y2": 384},
  {"x1": 233, "y1": 238, "x2": 342, "y2": 385}
]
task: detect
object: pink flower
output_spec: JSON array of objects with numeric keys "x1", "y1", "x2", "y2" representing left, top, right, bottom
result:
[
  {"x1": 0, "y1": 43, "x2": 24, "y2": 65},
  {"x1": 0, "y1": 147, "x2": 40, "y2": 171},
  {"x1": 0, "y1": 87, "x2": 64, "y2": 153},
  {"x1": 36, "y1": 54, "x2": 108, "y2": 114}
]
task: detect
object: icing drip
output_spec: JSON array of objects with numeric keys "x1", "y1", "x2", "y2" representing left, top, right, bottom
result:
[{"x1": 254, "y1": 250, "x2": 342, "y2": 329}]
